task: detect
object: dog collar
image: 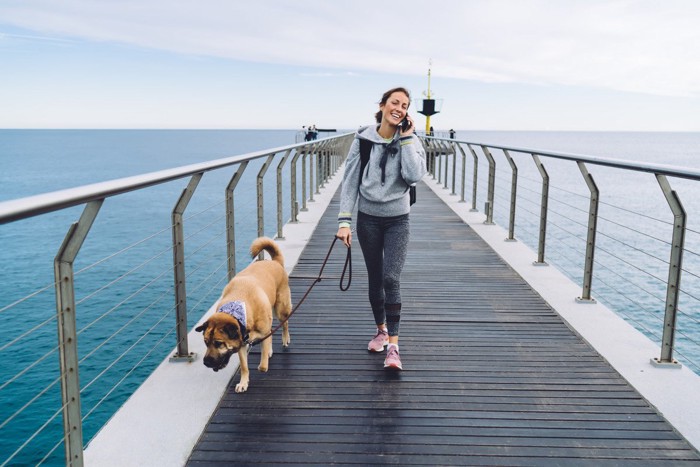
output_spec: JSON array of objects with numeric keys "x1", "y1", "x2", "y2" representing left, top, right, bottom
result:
[{"x1": 217, "y1": 301, "x2": 248, "y2": 340}]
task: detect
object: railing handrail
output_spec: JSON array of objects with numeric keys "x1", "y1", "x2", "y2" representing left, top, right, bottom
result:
[
  {"x1": 0, "y1": 134, "x2": 353, "y2": 225},
  {"x1": 424, "y1": 135, "x2": 700, "y2": 181}
]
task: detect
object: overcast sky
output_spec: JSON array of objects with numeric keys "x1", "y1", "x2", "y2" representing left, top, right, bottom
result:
[{"x1": 1, "y1": 0, "x2": 698, "y2": 131}]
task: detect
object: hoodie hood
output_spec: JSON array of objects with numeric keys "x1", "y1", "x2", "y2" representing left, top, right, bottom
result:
[{"x1": 355, "y1": 124, "x2": 400, "y2": 144}]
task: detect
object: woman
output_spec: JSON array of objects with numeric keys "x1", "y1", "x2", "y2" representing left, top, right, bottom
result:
[{"x1": 336, "y1": 87, "x2": 427, "y2": 370}]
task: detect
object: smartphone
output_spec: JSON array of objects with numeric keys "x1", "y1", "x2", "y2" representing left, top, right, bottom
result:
[{"x1": 398, "y1": 117, "x2": 411, "y2": 132}]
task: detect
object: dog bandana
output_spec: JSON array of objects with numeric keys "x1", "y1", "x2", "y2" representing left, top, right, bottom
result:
[{"x1": 217, "y1": 301, "x2": 247, "y2": 335}]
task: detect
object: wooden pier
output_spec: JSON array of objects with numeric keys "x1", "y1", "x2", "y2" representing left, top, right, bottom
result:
[{"x1": 187, "y1": 182, "x2": 700, "y2": 466}]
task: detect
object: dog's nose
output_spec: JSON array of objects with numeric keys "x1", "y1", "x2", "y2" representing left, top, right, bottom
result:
[{"x1": 203, "y1": 356, "x2": 216, "y2": 367}]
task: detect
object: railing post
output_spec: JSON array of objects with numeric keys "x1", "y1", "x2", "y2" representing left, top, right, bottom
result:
[
  {"x1": 532, "y1": 154, "x2": 550, "y2": 266},
  {"x1": 428, "y1": 140, "x2": 437, "y2": 179},
  {"x1": 290, "y1": 148, "x2": 303, "y2": 222},
  {"x1": 441, "y1": 141, "x2": 449, "y2": 190},
  {"x1": 450, "y1": 141, "x2": 457, "y2": 195},
  {"x1": 256, "y1": 154, "x2": 275, "y2": 241},
  {"x1": 276, "y1": 149, "x2": 292, "y2": 240},
  {"x1": 503, "y1": 149, "x2": 518, "y2": 241},
  {"x1": 171, "y1": 174, "x2": 202, "y2": 361},
  {"x1": 332, "y1": 138, "x2": 344, "y2": 174},
  {"x1": 437, "y1": 144, "x2": 443, "y2": 185},
  {"x1": 54, "y1": 199, "x2": 102, "y2": 467},
  {"x1": 467, "y1": 144, "x2": 479, "y2": 212},
  {"x1": 652, "y1": 174, "x2": 686, "y2": 367},
  {"x1": 317, "y1": 140, "x2": 327, "y2": 189},
  {"x1": 226, "y1": 162, "x2": 248, "y2": 280},
  {"x1": 576, "y1": 162, "x2": 598, "y2": 303},
  {"x1": 309, "y1": 142, "x2": 317, "y2": 201},
  {"x1": 455, "y1": 142, "x2": 467, "y2": 203},
  {"x1": 301, "y1": 149, "x2": 308, "y2": 212},
  {"x1": 481, "y1": 145, "x2": 496, "y2": 225}
]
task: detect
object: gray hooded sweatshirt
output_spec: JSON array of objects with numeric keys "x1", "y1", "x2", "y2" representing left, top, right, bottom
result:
[{"x1": 338, "y1": 125, "x2": 427, "y2": 228}]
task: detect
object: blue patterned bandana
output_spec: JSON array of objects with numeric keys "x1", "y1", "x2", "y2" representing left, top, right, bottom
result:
[{"x1": 217, "y1": 301, "x2": 247, "y2": 335}]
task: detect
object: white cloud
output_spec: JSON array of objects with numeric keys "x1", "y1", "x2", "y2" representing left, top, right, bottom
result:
[{"x1": 1, "y1": 0, "x2": 699, "y2": 98}]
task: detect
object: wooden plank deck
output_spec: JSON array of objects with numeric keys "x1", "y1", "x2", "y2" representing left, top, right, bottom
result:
[{"x1": 187, "y1": 182, "x2": 700, "y2": 466}]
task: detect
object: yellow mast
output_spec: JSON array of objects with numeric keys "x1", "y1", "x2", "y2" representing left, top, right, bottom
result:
[
  {"x1": 425, "y1": 67, "x2": 432, "y2": 134},
  {"x1": 417, "y1": 61, "x2": 439, "y2": 135}
]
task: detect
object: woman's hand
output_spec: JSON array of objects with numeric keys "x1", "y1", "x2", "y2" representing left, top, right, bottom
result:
[
  {"x1": 336, "y1": 226, "x2": 352, "y2": 247},
  {"x1": 400, "y1": 116, "x2": 415, "y2": 137}
]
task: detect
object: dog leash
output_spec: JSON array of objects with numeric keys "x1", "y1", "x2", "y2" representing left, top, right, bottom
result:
[{"x1": 246, "y1": 235, "x2": 351, "y2": 347}]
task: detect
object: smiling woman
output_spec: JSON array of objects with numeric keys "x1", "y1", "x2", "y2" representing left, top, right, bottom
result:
[{"x1": 335, "y1": 86, "x2": 427, "y2": 371}]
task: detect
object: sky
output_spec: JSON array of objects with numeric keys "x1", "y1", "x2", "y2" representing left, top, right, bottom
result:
[{"x1": 0, "y1": 0, "x2": 699, "y2": 131}]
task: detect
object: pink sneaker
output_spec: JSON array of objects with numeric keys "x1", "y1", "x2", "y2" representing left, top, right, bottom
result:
[
  {"x1": 367, "y1": 329, "x2": 388, "y2": 352},
  {"x1": 384, "y1": 345, "x2": 402, "y2": 370}
]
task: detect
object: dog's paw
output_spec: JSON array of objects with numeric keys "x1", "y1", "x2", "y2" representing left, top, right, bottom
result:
[
  {"x1": 258, "y1": 363, "x2": 268, "y2": 372},
  {"x1": 234, "y1": 381, "x2": 249, "y2": 393}
]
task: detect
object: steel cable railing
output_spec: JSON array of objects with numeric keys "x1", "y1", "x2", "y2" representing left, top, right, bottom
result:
[
  {"x1": 422, "y1": 135, "x2": 700, "y2": 374},
  {"x1": 478, "y1": 155, "x2": 700, "y2": 373},
  {"x1": 0, "y1": 133, "x2": 353, "y2": 466},
  {"x1": 458, "y1": 143, "x2": 700, "y2": 376}
]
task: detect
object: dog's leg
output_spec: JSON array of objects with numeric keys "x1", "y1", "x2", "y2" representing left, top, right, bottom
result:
[
  {"x1": 282, "y1": 321, "x2": 290, "y2": 348},
  {"x1": 259, "y1": 335, "x2": 272, "y2": 372},
  {"x1": 235, "y1": 348, "x2": 250, "y2": 393},
  {"x1": 277, "y1": 288, "x2": 292, "y2": 347}
]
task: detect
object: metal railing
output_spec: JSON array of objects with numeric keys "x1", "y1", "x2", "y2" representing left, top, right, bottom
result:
[
  {"x1": 0, "y1": 133, "x2": 353, "y2": 466},
  {"x1": 420, "y1": 135, "x2": 700, "y2": 373},
  {"x1": 3, "y1": 130, "x2": 699, "y2": 465}
]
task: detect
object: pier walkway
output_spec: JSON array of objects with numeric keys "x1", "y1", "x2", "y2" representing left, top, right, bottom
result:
[{"x1": 186, "y1": 182, "x2": 700, "y2": 466}]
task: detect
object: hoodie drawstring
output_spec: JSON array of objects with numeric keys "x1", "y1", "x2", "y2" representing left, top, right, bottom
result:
[{"x1": 378, "y1": 141, "x2": 399, "y2": 185}]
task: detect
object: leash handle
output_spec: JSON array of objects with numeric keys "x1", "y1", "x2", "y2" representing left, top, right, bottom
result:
[
  {"x1": 339, "y1": 239, "x2": 351, "y2": 291},
  {"x1": 318, "y1": 236, "x2": 352, "y2": 291}
]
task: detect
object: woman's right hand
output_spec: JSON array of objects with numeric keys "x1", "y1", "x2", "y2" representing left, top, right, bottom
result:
[{"x1": 336, "y1": 226, "x2": 352, "y2": 247}]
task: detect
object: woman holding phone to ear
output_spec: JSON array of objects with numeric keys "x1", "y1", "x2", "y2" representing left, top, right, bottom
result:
[{"x1": 336, "y1": 87, "x2": 427, "y2": 370}]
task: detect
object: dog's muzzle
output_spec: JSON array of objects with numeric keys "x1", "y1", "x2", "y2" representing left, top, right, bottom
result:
[{"x1": 203, "y1": 353, "x2": 232, "y2": 372}]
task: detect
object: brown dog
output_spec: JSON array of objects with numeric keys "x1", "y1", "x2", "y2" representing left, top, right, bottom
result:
[{"x1": 195, "y1": 237, "x2": 292, "y2": 392}]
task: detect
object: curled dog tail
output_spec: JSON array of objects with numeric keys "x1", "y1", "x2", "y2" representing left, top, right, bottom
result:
[{"x1": 250, "y1": 236, "x2": 285, "y2": 267}]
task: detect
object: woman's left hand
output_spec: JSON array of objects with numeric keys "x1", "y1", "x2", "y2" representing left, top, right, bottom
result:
[{"x1": 400, "y1": 117, "x2": 415, "y2": 137}]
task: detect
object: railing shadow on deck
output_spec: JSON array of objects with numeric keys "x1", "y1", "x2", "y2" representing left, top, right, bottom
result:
[
  {"x1": 0, "y1": 133, "x2": 352, "y2": 466},
  {"x1": 420, "y1": 135, "x2": 700, "y2": 376}
]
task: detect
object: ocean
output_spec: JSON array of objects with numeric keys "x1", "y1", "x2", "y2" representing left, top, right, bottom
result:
[{"x1": 1, "y1": 129, "x2": 699, "y2": 465}]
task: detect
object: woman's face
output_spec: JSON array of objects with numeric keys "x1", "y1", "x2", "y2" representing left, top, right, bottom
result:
[{"x1": 380, "y1": 92, "x2": 410, "y2": 127}]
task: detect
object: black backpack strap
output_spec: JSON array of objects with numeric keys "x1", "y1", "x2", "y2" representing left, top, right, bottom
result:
[{"x1": 358, "y1": 138, "x2": 372, "y2": 183}]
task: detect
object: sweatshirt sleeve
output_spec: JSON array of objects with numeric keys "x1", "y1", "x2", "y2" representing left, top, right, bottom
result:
[
  {"x1": 399, "y1": 134, "x2": 427, "y2": 185},
  {"x1": 337, "y1": 138, "x2": 362, "y2": 228}
]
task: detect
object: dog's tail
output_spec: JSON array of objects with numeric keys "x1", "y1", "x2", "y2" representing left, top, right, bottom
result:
[{"x1": 250, "y1": 236, "x2": 285, "y2": 267}]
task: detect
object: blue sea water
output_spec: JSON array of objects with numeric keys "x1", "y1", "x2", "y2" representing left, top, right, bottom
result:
[{"x1": 1, "y1": 129, "x2": 699, "y2": 465}]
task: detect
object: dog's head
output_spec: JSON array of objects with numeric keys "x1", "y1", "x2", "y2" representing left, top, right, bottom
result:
[{"x1": 195, "y1": 314, "x2": 245, "y2": 372}]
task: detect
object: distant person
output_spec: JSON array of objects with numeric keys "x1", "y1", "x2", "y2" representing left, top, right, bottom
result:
[
  {"x1": 310, "y1": 124, "x2": 318, "y2": 140},
  {"x1": 429, "y1": 126, "x2": 434, "y2": 136},
  {"x1": 336, "y1": 87, "x2": 427, "y2": 371},
  {"x1": 301, "y1": 126, "x2": 308, "y2": 141},
  {"x1": 304, "y1": 125, "x2": 313, "y2": 141},
  {"x1": 449, "y1": 128, "x2": 455, "y2": 139}
]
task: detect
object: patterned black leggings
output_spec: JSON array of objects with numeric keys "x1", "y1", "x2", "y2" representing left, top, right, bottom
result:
[{"x1": 356, "y1": 211, "x2": 410, "y2": 337}]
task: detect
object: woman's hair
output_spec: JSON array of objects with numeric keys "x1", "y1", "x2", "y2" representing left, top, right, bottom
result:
[{"x1": 375, "y1": 87, "x2": 411, "y2": 123}]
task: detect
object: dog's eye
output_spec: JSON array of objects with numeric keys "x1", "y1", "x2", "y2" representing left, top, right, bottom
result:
[{"x1": 214, "y1": 341, "x2": 225, "y2": 348}]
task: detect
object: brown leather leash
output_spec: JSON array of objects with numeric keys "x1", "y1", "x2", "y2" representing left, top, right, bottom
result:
[{"x1": 246, "y1": 236, "x2": 351, "y2": 347}]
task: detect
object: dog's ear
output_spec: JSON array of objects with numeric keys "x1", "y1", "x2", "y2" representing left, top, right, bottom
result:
[
  {"x1": 195, "y1": 321, "x2": 208, "y2": 333},
  {"x1": 223, "y1": 323, "x2": 240, "y2": 340}
]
